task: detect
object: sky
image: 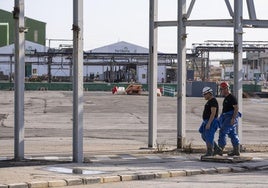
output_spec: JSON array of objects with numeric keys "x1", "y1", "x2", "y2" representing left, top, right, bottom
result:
[{"x1": 1, "y1": 0, "x2": 268, "y2": 60}]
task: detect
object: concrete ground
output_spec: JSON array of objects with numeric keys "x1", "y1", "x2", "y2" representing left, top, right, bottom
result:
[
  {"x1": 0, "y1": 91, "x2": 267, "y2": 156},
  {"x1": 0, "y1": 91, "x2": 267, "y2": 186}
]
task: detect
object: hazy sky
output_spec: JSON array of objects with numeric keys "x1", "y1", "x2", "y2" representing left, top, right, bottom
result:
[{"x1": 1, "y1": 0, "x2": 268, "y2": 57}]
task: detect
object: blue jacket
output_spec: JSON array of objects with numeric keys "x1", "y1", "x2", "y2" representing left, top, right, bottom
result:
[{"x1": 219, "y1": 110, "x2": 242, "y2": 128}]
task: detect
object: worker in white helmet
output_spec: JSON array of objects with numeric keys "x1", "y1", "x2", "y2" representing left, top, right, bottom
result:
[{"x1": 199, "y1": 86, "x2": 221, "y2": 157}]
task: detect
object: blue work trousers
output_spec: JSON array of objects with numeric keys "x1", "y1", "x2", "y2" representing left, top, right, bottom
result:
[
  {"x1": 218, "y1": 111, "x2": 241, "y2": 148},
  {"x1": 199, "y1": 118, "x2": 219, "y2": 146}
]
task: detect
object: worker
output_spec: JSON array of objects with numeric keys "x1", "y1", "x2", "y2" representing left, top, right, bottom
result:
[
  {"x1": 199, "y1": 86, "x2": 221, "y2": 157},
  {"x1": 218, "y1": 82, "x2": 242, "y2": 156}
]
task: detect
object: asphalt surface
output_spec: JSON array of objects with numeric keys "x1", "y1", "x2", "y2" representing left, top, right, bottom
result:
[{"x1": 0, "y1": 91, "x2": 267, "y2": 187}]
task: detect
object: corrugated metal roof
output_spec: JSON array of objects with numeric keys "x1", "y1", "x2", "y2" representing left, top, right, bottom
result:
[{"x1": 87, "y1": 41, "x2": 149, "y2": 53}]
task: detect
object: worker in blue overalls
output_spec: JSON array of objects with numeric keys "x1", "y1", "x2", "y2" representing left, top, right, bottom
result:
[
  {"x1": 199, "y1": 87, "x2": 221, "y2": 157},
  {"x1": 217, "y1": 82, "x2": 242, "y2": 156}
]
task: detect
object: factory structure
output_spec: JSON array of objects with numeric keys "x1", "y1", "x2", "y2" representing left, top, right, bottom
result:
[{"x1": 0, "y1": 9, "x2": 268, "y2": 86}]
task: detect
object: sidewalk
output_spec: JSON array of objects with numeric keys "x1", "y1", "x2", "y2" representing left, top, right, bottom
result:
[{"x1": 0, "y1": 151, "x2": 268, "y2": 187}]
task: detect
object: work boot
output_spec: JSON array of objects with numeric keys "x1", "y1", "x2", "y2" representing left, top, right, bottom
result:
[
  {"x1": 202, "y1": 145, "x2": 213, "y2": 157},
  {"x1": 213, "y1": 143, "x2": 223, "y2": 156},
  {"x1": 228, "y1": 145, "x2": 240, "y2": 156}
]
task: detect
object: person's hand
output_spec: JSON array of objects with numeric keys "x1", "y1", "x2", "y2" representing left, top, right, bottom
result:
[{"x1": 205, "y1": 124, "x2": 211, "y2": 129}]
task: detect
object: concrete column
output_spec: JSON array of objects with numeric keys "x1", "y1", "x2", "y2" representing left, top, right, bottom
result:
[
  {"x1": 73, "y1": 0, "x2": 84, "y2": 163},
  {"x1": 233, "y1": 0, "x2": 243, "y2": 143},
  {"x1": 14, "y1": 0, "x2": 25, "y2": 161},
  {"x1": 148, "y1": 0, "x2": 158, "y2": 148},
  {"x1": 177, "y1": 0, "x2": 187, "y2": 149}
]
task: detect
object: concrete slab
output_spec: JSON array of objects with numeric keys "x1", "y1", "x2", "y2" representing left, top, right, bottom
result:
[
  {"x1": 201, "y1": 156, "x2": 253, "y2": 163},
  {"x1": 0, "y1": 91, "x2": 267, "y2": 186}
]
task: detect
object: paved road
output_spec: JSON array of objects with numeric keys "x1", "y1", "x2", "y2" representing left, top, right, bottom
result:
[{"x1": 0, "y1": 91, "x2": 267, "y2": 157}]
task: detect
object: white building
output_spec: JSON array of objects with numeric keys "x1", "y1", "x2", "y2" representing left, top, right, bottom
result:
[
  {"x1": 86, "y1": 41, "x2": 168, "y2": 83},
  {"x1": 220, "y1": 51, "x2": 268, "y2": 82},
  {"x1": 0, "y1": 40, "x2": 48, "y2": 77},
  {"x1": 0, "y1": 41, "x2": 170, "y2": 83}
]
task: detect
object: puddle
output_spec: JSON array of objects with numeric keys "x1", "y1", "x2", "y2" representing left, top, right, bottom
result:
[{"x1": 44, "y1": 167, "x2": 106, "y2": 175}]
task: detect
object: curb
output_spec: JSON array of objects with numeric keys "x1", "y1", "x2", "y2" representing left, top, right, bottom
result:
[{"x1": 1, "y1": 165, "x2": 266, "y2": 188}]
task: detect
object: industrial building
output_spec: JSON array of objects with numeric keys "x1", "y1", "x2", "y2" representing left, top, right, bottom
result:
[
  {"x1": 0, "y1": 9, "x2": 267, "y2": 89},
  {"x1": 0, "y1": 9, "x2": 46, "y2": 47},
  {"x1": 0, "y1": 8, "x2": 46, "y2": 79}
]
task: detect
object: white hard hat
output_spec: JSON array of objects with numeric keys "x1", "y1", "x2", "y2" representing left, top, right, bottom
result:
[{"x1": 202, "y1": 86, "x2": 213, "y2": 95}]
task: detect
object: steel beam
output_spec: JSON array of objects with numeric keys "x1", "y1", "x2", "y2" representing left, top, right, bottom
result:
[
  {"x1": 243, "y1": 20, "x2": 268, "y2": 28},
  {"x1": 186, "y1": 19, "x2": 234, "y2": 27},
  {"x1": 224, "y1": 0, "x2": 234, "y2": 18},
  {"x1": 14, "y1": 0, "x2": 25, "y2": 161},
  {"x1": 148, "y1": 0, "x2": 158, "y2": 148},
  {"x1": 233, "y1": 0, "x2": 243, "y2": 144},
  {"x1": 72, "y1": 0, "x2": 84, "y2": 163},
  {"x1": 186, "y1": 0, "x2": 196, "y2": 19},
  {"x1": 246, "y1": 0, "x2": 256, "y2": 20},
  {"x1": 177, "y1": 0, "x2": 187, "y2": 149},
  {"x1": 155, "y1": 19, "x2": 268, "y2": 28},
  {"x1": 156, "y1": 20, "x2": 234, "y2": 27},
  {"x1": 155, "y1": 20, "x2": 234, "y2": 27}
]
